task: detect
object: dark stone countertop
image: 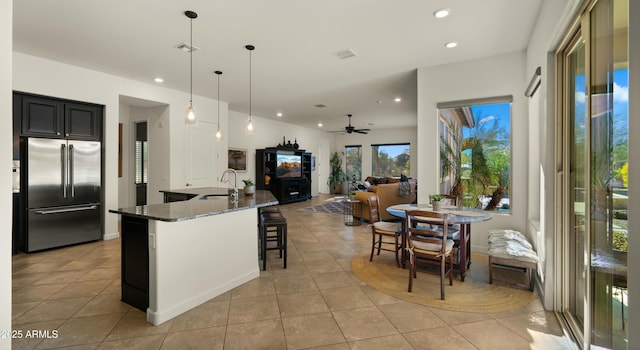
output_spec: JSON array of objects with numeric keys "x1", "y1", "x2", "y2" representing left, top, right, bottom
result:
[{"x1": 109, "y1": 187, "x2": 278, "y2": 222}]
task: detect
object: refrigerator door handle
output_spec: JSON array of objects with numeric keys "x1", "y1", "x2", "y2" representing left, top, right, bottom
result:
[
  {"x1": 61, "y1": 144, "x2": 67, "y2": 198},
  {"x1": 34, "y1": 205, "x2": 98, "y2": 215},
  {"x1": 69, "y1": 144, "x2": 75, "y2": 198}
]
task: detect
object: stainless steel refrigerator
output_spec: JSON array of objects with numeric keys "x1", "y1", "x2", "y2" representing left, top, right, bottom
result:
[{"x1": 25, "y1": 137, "x2": 102, "y2": 252}]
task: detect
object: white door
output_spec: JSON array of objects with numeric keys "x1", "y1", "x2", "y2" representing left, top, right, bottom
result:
[{"x1": 183, "y1": 121, "x2": 218, "y2": 188}]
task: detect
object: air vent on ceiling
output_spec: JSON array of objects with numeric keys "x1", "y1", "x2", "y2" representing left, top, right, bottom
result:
[
  {"x1": 175, "y1": 42, "x2": 199, "y2": 52},
  {"x1": 314, "y1": 104, "x2": 328, "y2": 108},
  {"x1": 332, "y1": 49, "x2": 357, "y2": 59}
]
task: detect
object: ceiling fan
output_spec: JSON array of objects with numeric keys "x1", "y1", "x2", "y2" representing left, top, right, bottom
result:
[{"x1": 331, "y1": 114, "x2": 370, "y2": 134}]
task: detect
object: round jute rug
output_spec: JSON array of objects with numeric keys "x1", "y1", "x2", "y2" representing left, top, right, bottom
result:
[{"x1": 351, "y1": 252, "x2": 538, "y2": 313}]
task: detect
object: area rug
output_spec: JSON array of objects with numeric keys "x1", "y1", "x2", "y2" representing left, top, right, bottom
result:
[
  {"x1": 351, "y1": 252, "x2": 538, "y2": 313},
  {"x1": 299, "y1": 201, "x2": 345, "y2": 214}
]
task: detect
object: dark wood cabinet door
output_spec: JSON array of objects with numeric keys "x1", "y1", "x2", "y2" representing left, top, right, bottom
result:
[
  {"x1": 21, "y1": 95, "x2": 64, "y2": 138},
  {"x1": 64, "y1": 102, "x2": 102, "y2": 140}
]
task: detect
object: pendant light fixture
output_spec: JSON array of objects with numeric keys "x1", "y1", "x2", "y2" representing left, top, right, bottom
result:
[
  {"x1": 185, "y1": 10, "x2": 198, "y2": 125},
  {"x1": 215, "y1": 70, "x2": 223, "y2": 141},
  {"x1": 244, "y1": 44, "x2": 255, "y2": 135}
]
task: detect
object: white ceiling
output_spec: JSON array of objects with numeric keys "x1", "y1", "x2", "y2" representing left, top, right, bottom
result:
[{"x1": 13, "y1": 0, "x2": 542, "y2": 133}]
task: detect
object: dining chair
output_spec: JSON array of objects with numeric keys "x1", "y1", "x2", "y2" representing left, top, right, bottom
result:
[
  {"x1": 367, "y1": 196, "x2": 402, "y2": 267},
  {"x1": 405, "y1": 210, "x2": 454, "y2": 300},
  {"x1": 439, "y1": 194, "x2": 459, "y2": 207},
  {"x1": 439, "y1": 194, "x2": 463, "y2": 264}
]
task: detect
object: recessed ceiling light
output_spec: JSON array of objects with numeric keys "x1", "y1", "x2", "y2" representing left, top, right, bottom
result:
[
  {"x1": 376, "y1": 100, "x2": 383, "y2": 104},
  {"x1": 276, "y1": 112, "x2": 283, "y2": 117},
  {"x1": 154, "y1": 77, "x2": 164, "y2": 83},
  {"x1": 367, "y1": 123, "x2": 374, "y2": 126},
  {"x1": 445, "y1": 42, "x2": 458, "y2": 48},
  {"x1": 394, "y1": 97, "x2": 402, "y2": 102},
  {"x1": 433, "y1": 8, "x2": 450, "y2": 18},
  {"x1": 318, "y1": 122, "x2": 323, "y2": 127}
]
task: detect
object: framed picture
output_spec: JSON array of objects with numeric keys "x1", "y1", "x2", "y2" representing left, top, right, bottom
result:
[{"x1": 228, "y1": 148, "x2": 248, "y2": 172}]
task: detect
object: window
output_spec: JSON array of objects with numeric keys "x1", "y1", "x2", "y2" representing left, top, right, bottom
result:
[
  {"x1": 438, "y1": 97, "x2": 511, "y2": 212},
  {"x1": 345, "y1": 145, "x2": 362, "y2": 181},
  {"x1": 134, "y1": 122, "x2": 148, "y2": 185},
  {"x1": 371, "y1": 143, "x2": 410, "y2": 178},
  {"x1": 134, "y1": 140, "x2": 148, "y2": 184}
]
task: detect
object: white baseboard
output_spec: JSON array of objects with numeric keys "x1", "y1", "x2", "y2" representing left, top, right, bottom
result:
[
  {"x1": 147, "y1": 269, "x2": 259, "y2": 325},
  {"x1": 103, "y1": 232, "x2": 119, "y2": 240}
]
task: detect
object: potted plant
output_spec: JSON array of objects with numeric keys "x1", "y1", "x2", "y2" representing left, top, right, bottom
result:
[
  {"x1": 328, "y1": 151, "x2": 346, "y2": 194},
  {"x1": 430, "y1": 194, "x2": 444, "y2": 211},
  {"x1": 349, "y1": 191, "x2": 357, "y2": 201},
  {"x1": 242, "y1": 179, "x2": 255, "y2": 196}
]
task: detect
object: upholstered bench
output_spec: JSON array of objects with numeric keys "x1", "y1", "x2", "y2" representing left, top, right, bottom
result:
[{"x1": 487, "y1": 229, "x2": 539, "y2": 291}]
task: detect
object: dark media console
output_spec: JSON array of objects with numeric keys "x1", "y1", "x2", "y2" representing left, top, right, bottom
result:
[{"x1": 256, "y1": 148, "x2": 312, "y2": 204}]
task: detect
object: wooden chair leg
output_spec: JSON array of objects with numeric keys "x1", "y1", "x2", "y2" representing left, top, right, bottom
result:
[
  {"x1": 440, "y1": 256, "x2": 445, "y2": 300},
  {"x1": 394, "y1": 235, "x2": 400, "y2": 267},
  {"x1": 449, "y1": 253, "x2": 453, "y2": 286},
  {"x1": 369, "y1": 232, "x2": 376, "y2": 262},
  {"x1": 377, "y1": 238, "x2": 382, "y2": 256},
  {"x1": 408, "y1": 254, "x2": 414, "y2": 292}
]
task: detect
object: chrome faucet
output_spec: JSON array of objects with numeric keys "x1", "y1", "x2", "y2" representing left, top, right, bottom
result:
[{"x1": 220, "y1": 168, "x2": 239, "y2": 201}]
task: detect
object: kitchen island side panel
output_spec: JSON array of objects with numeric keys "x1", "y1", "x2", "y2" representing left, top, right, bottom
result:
[
  {"x1": 147, "y1": 208, "x2": 260, "y2": 325},
  {"x1": 121, "y1": 216, "x2": 149, "y2": 312}
]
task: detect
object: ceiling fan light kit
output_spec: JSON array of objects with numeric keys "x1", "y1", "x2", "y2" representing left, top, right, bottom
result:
[
  {"x1": 328, "y1": 114, "x2": 370, "y2": 134},
  {"x1": 344, "y1": 114, "x2": 370, "y2": 134}
]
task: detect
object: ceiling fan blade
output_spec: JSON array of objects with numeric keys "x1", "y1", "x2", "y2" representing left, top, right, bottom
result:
[{"x1": 354, "y1": 130, "x2": 368, "y2": 134}]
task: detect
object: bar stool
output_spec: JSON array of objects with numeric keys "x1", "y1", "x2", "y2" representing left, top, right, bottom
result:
[{"x1": 258, "y1": 207, "x2": 287, "y2": 270}]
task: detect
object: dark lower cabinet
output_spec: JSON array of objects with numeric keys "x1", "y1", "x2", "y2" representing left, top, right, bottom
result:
[
  {"x1": 121, "y1": 216, "x2": 149, "y2": 312},
  {"x1": 274, "y1": 178, "x2": 311, "y2": 204}
]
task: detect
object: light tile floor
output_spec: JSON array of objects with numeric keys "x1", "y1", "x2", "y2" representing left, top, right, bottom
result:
[{"x1": 12, "y1": 194, "x2": 575, "y2": 349}]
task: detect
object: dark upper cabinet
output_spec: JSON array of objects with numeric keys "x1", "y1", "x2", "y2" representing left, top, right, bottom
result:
[
  {"x1": 64, "y1": 102, "x2": 101, "y2": 140},
  {"x1": 17, "y1": 93, "x2": 102, "y2": 141},
  {"x1": 21, "y1": 95, "x2": 64, "y2": 138}
]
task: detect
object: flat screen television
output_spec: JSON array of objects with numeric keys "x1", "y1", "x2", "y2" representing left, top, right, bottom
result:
[{"x1": 276, "y1": 153, "x2": 302, "y2": 178}]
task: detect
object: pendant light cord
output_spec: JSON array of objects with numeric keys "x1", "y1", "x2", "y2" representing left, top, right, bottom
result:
[
  {"x1": 217, "y1": 72, "x2": 220, "y2": 125},
  {"x1": 249, "y1": 49, "x2": 252, "y2": 119},
  {"x1": 189, "y1": 17, "x2": 193, "y2": 104}
]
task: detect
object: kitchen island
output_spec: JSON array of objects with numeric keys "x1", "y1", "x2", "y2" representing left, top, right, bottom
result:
[{"x1": 109, "y1": 187, "x2": 278, "y2": 325}]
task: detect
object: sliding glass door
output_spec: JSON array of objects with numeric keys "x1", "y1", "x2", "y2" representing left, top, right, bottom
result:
[{"x1": 559, "y1": 0, "x2": 628, "y2": 348}]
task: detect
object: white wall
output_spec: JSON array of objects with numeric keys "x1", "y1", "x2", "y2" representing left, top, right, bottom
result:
[
  {"x1": 118, "y1": 103, "x2": 131, "y2": 208},
  {"x1": 227, "y1": 110, "x2": 333, "y2": 195},
  {"x1": 524, "y1": 0, "x2": 576, "y2": 310},
  {"x1": 334, "y1": 127, "x2": 418, "y2": 180},
  {"x1": 118, "y1": 104, "x2": 171, "y2": 207},
  {"x1": 13, "y1": 52, "x2": 224, "y2": 238},
  {"x1": 417, "y1": 51, "x2": 528, "y2": 251},
  {"x1": 1, "y1": 1, "x2": 12, "y2": 349}
]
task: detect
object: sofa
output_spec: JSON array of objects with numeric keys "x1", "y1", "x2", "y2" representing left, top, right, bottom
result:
[{"x1": 354, "y1": 181, "x2": 416, "y2": 222}]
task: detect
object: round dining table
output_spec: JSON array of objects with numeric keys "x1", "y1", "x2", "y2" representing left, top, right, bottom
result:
[{"x1": 386, "y1": 203, "x2": 492, "y2": 281}]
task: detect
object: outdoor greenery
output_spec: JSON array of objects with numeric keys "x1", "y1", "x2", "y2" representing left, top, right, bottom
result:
[
  {"x1": 345, "y1": 146, "x2": 362, "y2": 181},
  {"x1": 371, "y1": 144, "x2": 410, "y2": 177},
  {"x1": 328, "y1": 151, "x2": 346, "y2": 193},
  {"x1": 440, "y1": 103, "x2": 511, "y2": 211}
]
